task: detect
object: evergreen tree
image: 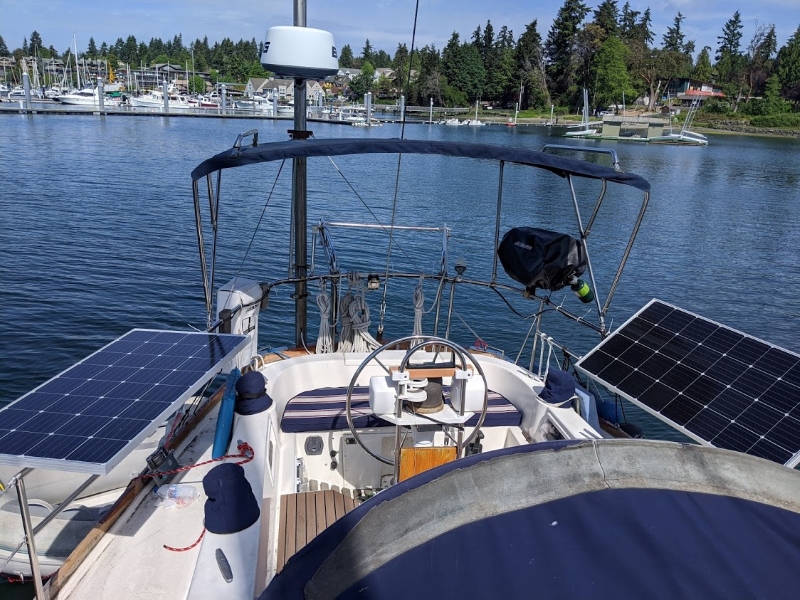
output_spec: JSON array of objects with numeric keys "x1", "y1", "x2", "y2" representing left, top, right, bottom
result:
[
  {"x1": 694, "y1": 46, "x2": 713, "y2": 81},
  {"x1": 100, "y1": 42, "x2": 108, "y2": 57},
  {"x1": 776, "y1": 25, "x2": 800, "y2": 105},
  {"x1": 662, "y1": 13, "x2": 685, "y2": 53},
  {"x1": 715, "y1": 11, "x2": 747, "y2": 108},
  {"x1": 392, "y1": 43, "x2": 409, "y2": 90},
  {"x1": 22, "y1": 37, "x2": 29, "y2": 55},
  {"x1": 716, "y1": 11, "x2": 743, "y2": 61},
  {"x1": 494, "y1": 25, "x2": 517, "y2": 105},
  {"x1": 638, "y1": 9, "x2": 654, "y2": 46},
  {"x1": 87, "y1": 37, "x2": 97, "y2": 58},
  {"x1": 413, "y1": 44, "x2": 443, "y2": 105},
  {"x1": 545, "y1": 0, "x2": 590, "y2": 104},
  {"x1": 619, "y1": 2, "x2": 639, "y2": 41},
  {"x1": 371, "y1": 49, "x2": 392, "y2": 68},
  {"x1": 29, "y1": 31, "x2": 43, "y2": 55},
  {"x1": 0, "y1": 35, "x2": 9, "y2": 56},
  {"x1": 361, "y1": 39, "x2": 373, "y2": 65},
  {"x1": 339, "y1": 44, "x2": 354, "y2": 68},
  {"x1": 442, "y1": 32, "x2": 486, "y2": 103},
  {"x1": 516, "y1": 19, "x2": 549, "y2": 108},
  {"x1": 592, "y1": 0, "x2": 620, "y2": 40},
  {"x1": 481, "y1": 21, "x2": 500, "y2": 100}
]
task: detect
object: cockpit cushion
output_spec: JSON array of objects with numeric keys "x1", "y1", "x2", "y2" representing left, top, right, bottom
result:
[{"x1": 280, "y1": 386, "x2": 521, "y2": 433}]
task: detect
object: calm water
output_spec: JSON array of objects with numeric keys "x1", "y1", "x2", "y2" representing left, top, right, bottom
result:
[{"x1": 1, "y1": 114, "x2": 799, "y2": 439}]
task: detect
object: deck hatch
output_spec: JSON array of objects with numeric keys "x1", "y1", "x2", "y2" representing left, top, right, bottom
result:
[
  {"x1": 576, "y1": 300, "x2": 800, "y2": 467},
  {"x1": 0, "y1": 329, "x2": 247, "y2": 474}
]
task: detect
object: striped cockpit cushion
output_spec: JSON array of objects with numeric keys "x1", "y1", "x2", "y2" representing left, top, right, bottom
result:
[{"x1": 280, "y1": 386, "x2": 521, "y2": 433}]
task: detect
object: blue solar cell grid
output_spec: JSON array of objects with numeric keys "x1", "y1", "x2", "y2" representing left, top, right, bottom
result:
[
  {"x1": 0, "y1": 329, "x2": 247, "y2": 474},
  {"x1": 576, "y1": 300, "x2": 800, "y2": 467}
]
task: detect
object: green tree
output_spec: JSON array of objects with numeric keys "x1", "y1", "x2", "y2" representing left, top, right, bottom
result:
[
  {"x1": 517, "y1": 19, "x2": 550, "y2": 108},
  {"x1": 339, "y1": 44, "x2": 354, "y2": 68},
  {"x1": 592, "y1": 0, "x2": 620, "y2": 40},
  {"x1": 22, "y1": 37, "x2": 29, "y2": 55},
  {"x1": 361, "y1": 40, "x2": 373, "y2": 65},
  {"x1": 716, "y1": 11, "x2": 743, "y2": 61},
  {"x1": 715, "y1": 11, "x2": 747, "y2": 109},
  {"x1": 349, "y1": 60, "x2": 374, "y2": 98},
  {"x1": 594, "y1": 36, "x2": 633, "y2": 109},
  {"x1": 29, "y1": 31, "x2": 43, "y2": 55},
  {"x1": 87, "y1": 37, "x2": 97, "y2": 58},
  {"x1": 761, "y1": 74, "x2": 791, "y2": 113},
  {"x1": 188, "y1": 75, "x2": 206, "y2": 94},
  {"x1": 662, "y1": 13, "x2": 686, "y2": 53},
  {"x1": 100, "y1": 42, "x2": 108, "y2": 57},
  {"x1": 619, "y1": 2, "x2": 639, "y2": 41},
  {"x1": 745, "y1": 24, "x2": 777, "y2": 97},
  {"x1": 0, "y1": 36, "x2": 9, "y2": 56},
  {"x1": 545, "y1": 0, "x2": 589, "y2": 105},
  {"x1": 776, "y1": 25, "x2": 800, "y2": 105},
  {"x1": 493, "y1": 26, "x2": 517, "y2": 105},
  {"x1": 410, "y1": 44, "x2": 442, "y2": 105},
  {"x1": 392, "y1": 43, "x2": 409, "y2": 90},
  {"x1": 371, "y1": 49, "x2": 392, "y2": 68},
  {"x1": 442, "y1": 32, "x2": 485, "y2": 103},
  {"x1": 629, "y1": 45, "x2": 675, "y2": 110},
  {"x1": 694, "y1": 46, "x2": 713, "y2": 81}
]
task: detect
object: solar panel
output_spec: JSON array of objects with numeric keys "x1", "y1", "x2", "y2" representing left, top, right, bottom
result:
[
  {"x1": 576, "y1": 300, "x2": 800, "y2": 467},
  {"x1": 0, "y1": 329, "x2": 248, "y2": 474}
]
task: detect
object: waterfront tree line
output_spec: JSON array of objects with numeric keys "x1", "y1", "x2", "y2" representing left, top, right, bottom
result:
[{"x1": 2, "y1": 0, "x2": 799, "y2": 118}]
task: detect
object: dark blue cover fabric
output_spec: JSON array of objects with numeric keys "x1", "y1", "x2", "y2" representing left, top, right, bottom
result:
[
  {"x1": 538, "y1": 369, "x2": 576, "y2": 407},
  {"x1": 235, "y1": 370, "x2": 274, "y2": 415},
  {"x1": 191, "y1": 138, "x2": 651, "y2": 192},
  {"x1": 280, "y1": 387, "x2": 521, "y2": 433},
  {"x1": 335, "y1": 489, "x2": 800, "y2": 599},
  {"x1": 261, "y1": 441, "x2": 580, "y2": 599},
  {"x1": 202, "y1": 462, "x2": 259, "y2": 534},
  {"x1": 261, "y1": 441, "x2": 800, "y2": 599}
]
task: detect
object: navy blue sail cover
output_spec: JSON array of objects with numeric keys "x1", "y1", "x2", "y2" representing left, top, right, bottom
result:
[
  {"x1": 191, "y1": 138, "x2": 651, "y2": 193},
  {"x1": 262, "y1": 441, "x2": 800, "y2": 600}
]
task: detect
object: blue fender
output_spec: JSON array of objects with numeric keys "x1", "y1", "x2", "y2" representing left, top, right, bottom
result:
[{"x1": 212, "y1": 368, "x2": 241, "y2": 459}]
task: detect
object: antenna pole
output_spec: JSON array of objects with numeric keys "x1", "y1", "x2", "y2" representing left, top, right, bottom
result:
[{"x1": 292, "y1": 0, "x2": 309, "y2": 347}]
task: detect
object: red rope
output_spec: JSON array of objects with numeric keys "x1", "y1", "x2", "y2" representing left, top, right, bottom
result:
[
  {"x1": 163, "y1": 527, "x2": 206, "y2": 552},
  {"x1": 137, "y1": 441, "x2": 254, "y2": 481}
]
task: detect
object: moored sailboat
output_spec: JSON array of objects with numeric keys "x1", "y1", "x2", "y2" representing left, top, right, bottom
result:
[{"x1": 1, "y1": 3, "x2": 799, "y2": 598}]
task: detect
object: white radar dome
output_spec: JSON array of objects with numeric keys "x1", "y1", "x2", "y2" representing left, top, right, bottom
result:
[{"x1": 261, "y1": 26, "x2": 338, "y2": 79}]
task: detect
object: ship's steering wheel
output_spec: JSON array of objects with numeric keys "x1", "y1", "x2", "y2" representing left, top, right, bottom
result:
[{"x1": 345, "y1": 335, "x2": 489, "y2": 466}]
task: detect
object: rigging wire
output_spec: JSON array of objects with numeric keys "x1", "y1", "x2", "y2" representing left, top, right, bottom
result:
[
  {"x1": 229, "y1": 159, "x2": 286, "y2": 295},
  {"x1": 322, "y1": 151, "x2": 419, "y2": 270},
  {"x1": 379, "y1": 0, "x2": 422, "y2": 335}
]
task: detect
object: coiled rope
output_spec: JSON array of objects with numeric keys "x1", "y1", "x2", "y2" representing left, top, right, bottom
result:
[
  {"x1": 316, "y1": 284, "x2": 333, "y2": 354},
  {"x1": 413, "y1": 276, "x2": 425, "y2": 336}
]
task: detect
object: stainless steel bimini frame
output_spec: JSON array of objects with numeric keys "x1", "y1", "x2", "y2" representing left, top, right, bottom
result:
[{"x1": 191, "y1": 137, "x2": 651, "y2": 338}]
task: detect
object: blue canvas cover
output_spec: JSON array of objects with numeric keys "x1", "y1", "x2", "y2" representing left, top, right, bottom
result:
[{"x1": 261, "y1": 441, "x2": 800, "y2": 600}]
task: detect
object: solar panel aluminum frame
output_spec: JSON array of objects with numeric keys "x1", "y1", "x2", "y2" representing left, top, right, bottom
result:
[
  {"x1": 575, "y1": 300, "x2": 800, "y2": 469},
  {"x1": 0, "y1": 329, "x2": 249, "y2": 475}
]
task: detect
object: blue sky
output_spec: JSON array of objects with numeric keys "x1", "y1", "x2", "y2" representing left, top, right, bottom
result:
[{"x1": 1, "y1": 0, "x2": 798, "y2": 60}]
